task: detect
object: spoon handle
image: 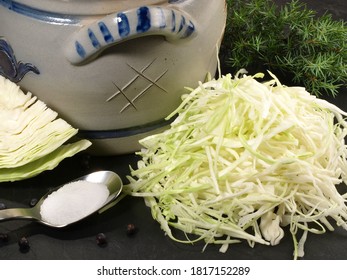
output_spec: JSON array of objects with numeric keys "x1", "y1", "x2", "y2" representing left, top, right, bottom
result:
[{"x1": 0, "y1": 208, "x2": 36, "y2": 222}]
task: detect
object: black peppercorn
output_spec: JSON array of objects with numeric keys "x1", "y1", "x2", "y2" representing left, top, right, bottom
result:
[
  {"x1": 96, "y1": 233, "x2": 107, "y2": 247},
  {"x1": 18, "y1": 236, "x2": 30, "y2": 253},
  {"x1": 126, "y1": 223, "x2": 137, "y2": 236},
  {"x1": 29, "y1": 198, "x2": 38, "y2": 207},
  {"x1": 0, "y1": 233, "x2": 9, "y2": 243}
]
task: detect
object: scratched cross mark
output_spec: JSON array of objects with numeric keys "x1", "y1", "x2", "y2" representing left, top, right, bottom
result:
[{"x1": 107, "y1": 58, "x2": 168, "y2": 113}]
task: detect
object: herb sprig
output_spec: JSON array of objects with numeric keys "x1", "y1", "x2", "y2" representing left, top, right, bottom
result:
[{"x1": 221, "y1": 0, "x2": 347, "y2": 96}]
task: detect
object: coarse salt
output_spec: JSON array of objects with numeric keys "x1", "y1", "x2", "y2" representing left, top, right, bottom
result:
[{"x1": 40, "y1": 180, "x2": 109, "y2": 226}]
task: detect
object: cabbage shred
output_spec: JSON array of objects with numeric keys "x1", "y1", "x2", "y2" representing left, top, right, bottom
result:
[{"x1": 127, "y1": 71, "x2": 347, "y2": 259}]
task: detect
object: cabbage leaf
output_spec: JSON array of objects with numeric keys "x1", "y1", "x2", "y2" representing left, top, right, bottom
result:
[{"x1": 0, "y1": 140, "x2": 91, "y2": 182}]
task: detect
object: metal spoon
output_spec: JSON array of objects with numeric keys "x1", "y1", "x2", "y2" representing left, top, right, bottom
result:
[{"x1": 0, "y1": 170, "x2": 123, "y2": 228}]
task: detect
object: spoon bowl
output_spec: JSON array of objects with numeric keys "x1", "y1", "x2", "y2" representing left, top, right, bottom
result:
[{"x1": 0, "y1": 171, "x2": 123, "y2": 228}]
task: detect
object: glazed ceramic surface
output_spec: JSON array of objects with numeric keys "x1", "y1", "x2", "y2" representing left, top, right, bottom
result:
[{"x1": 0, "y1": 0, "x2": 226, "y2": 154}]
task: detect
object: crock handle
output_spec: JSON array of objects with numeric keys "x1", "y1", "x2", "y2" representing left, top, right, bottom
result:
[{"x1": 64, "y1": 6, "x2": 196, "y2": 64}]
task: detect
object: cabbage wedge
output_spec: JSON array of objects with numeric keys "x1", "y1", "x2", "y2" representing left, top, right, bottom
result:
[{"x1": 0, "y1": 76, "x2": 91, "y2": 182}]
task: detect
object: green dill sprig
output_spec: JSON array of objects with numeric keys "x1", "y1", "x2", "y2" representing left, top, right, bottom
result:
[{"x1": 221, "y1": 0, "x2": 347, "y2": 96}]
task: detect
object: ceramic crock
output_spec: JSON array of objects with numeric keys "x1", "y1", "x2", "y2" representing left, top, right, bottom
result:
[{"x1": 0, "y1": 0, "x2": 226, "y2": 155}]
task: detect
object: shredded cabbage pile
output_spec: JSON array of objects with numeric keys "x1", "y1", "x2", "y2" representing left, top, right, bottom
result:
[
  {"x1": 127, "y1": 71, "x2": 347, "y2": 259},
  {"x1": 0, "y1": 76, "x2": 91, "y2": 182}
]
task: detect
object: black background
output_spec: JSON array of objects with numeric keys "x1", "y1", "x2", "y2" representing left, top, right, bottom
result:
[{"x1": 1, "y1": 0, "x2": 347, "y2": 260}]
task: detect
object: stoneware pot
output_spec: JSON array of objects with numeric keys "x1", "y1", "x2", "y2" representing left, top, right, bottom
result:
[{"x1": 0, "y1": 0, "x2": 227, "y2": 155}]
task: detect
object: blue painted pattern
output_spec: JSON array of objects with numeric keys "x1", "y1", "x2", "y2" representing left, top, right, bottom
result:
[
  {"x1": 184, "y1": 20, "x2": 195, "y2": 38},
  {"x1": 0, "y1": 0, "x2": 79, "y2": 24},
  {"x1": 136, "y1": 6, "x2": 151, "y2": 33},
  {"x1": 68, "y1": 6, "x2": 196, "y2": 64},
  {"x1": 75, "y1": 41, "x2": 86, "y2": 59},
  {"x1": 117, "y1": 12, "x2": 130, "y2": 38},
  {"x1": 0, "y1": 37, "x2": 40, "y2": 82},
  {"x1": 183, "y1": 21, "x2": 195, "y2": 38},
  {"x1": 171, "y1": 10, "x2": 176, "y2": 32},
  {"x1": 79, "y1": 118, "x2": 173, "y2": 139},
  {"x1": 98, "y1": 22, "x2": 114, "y2": 43},
  {"x1": 178, "y1": 15, "x2": 185, "y2": 32},
  {"x1": 88, "y1": 29, "x2": 101, "y2": 49}
]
